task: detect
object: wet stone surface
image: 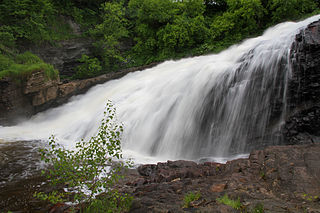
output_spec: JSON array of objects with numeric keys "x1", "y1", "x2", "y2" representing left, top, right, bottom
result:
[
  {"x1": 118, "y1": 144, "x2": 320, "y2": 213},
  {"x1": 0, "y1": 142, "x2": 320, "y2": 212},
  {"x1": 0, "y1": 141, "x2": 52, "y2": 212}
]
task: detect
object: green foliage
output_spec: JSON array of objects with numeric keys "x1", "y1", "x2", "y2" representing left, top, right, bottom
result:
[
  {"x1": 0, "y1": 54, "x2": 14, "y2": 71},
  {"x1": 183, "y1": 191, "x2": 201, "y2": 208},
  {"x1": 217, "y1": 194, "x2": 242, "y2": 210},
  {"x1": 33, "y1": 191, "x2": 65, "y2": 204},
  {"x1": 46, "y1": 16, "x2": 76, "y2": 42},
  {"x1": 85, "y1": 191, "x2": 133, "y2": 213},
  {"x1": 302, "y1": 193, "x2": 319, "y2": 202},
  {"x1": 268, "y1": 0, "x2": 317, "y2": 23},
  {"x1": 15, "y1": 51, "x2": 43, "y2": 65},
  {"x1": 35, "y1": 101, "x2": 132, "y2": 211},
  {"x1": 0, "y1": 28, "x2": 16, "y2": 49},
  {"x1": 1, "y1": 0, "x2": 319, "y2": 78},
  {"x1": 0, "y1": 52, "x2": 58, "y2": 82},
  {"x1": 210, "y1": 0, "x2": 266, "y2": 41},
  {"x1": 128, "y1": 0, "x2": 210, "y2": 64},
  {"x1": 74, "y1": 54, "x2": 102, "y2": 79},
  {"x1": 0, "y1": 0, "x2": 55, "y2": 43},
  {"x1": 252, "y1": 203, "x2": 264, "y2": 213},
  {"x1": 90, "y1": 1, "x2": 129, "y2": 70}
]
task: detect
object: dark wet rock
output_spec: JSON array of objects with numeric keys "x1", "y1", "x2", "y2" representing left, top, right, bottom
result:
[
  {"x1": 137, "y1": 160, "x2": 221, "y2": 184},
  {"x1": 286, "y1": 20, "x2": 320, "y2": 145}
]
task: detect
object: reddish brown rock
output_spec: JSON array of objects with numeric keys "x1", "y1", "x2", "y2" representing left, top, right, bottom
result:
[
  {"x1": 211, "y1": 183, "x2": 226, "y2": 192},
  {"x1": 115, "y1": 144, "x2": 320, "y2": 213}
]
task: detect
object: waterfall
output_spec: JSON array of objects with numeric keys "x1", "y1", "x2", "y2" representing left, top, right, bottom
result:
[{"x1": 1, "y1": 15, "x2": 319, "y2": 164}]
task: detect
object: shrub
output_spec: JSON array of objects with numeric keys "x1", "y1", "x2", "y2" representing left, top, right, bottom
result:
[
  {"x1": 0, "y1": 30, "x2": 15, "y2": 49},
  {"x1": 74, "y1": 54, "x2": 102, "y2": 79},
  {"x1": 0, "y1": 54, "x2": 14, "y2": 71},
  {"x1": 15, "y1": 51, "x2": 43, "y2": 64},
  {"x1": 34, "y1": 101, "x2": 132, "y2": 212},
  {"x1": 0, "y1": 52, "x2": 59, "y2": 82}
]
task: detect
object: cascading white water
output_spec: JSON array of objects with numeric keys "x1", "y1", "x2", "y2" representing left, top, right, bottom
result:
[{"x1": 1, "y1": 15, "x2": 319, "y2": 164}]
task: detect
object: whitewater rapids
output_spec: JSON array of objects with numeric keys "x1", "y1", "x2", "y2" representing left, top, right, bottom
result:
[{"x1": 1, "y1": 15, "x2": 319, "y2": 164}]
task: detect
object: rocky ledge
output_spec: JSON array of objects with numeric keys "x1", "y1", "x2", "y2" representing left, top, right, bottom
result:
[
  {"x1": 117, "y1": 143, "x2": 320, "y2": 213},
  {"x1": 1, "y1": 143, "x2": 319, "y2": 212},
  {"x1": 0, "y1": 62, "x2": 158, "y2": 126}
]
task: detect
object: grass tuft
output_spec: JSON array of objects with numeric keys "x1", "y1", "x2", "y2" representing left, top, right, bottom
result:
[
  {"x1": 217, "y1": 194, "x2": 242, "y2": 210},
  {"x1": 183, "y1": 191, "x2": 201, "y2": 208}
]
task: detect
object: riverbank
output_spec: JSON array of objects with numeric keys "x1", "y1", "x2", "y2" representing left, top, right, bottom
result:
[
  {"x1": 0, "y1": 62, "x2": 159, "y2": 126},
  {"x1": 123, "y1": 143, "x2": 320, "y2": 212},
  {"x1": 1, "y1": 142, "x2": 319, "y2": 212}
]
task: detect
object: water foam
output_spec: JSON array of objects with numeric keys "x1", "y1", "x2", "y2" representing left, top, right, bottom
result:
[{"x1": 1, "y1": 15, "x2": 319, "y2": 163}]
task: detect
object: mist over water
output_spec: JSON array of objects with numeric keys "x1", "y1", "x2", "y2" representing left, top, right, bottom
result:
[{"x1": 1, "y1": 15, "x2": 319, "y2": 164}]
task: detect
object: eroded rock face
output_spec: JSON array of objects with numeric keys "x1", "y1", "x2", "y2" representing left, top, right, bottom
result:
[
  {"x1": 0, "y1": 71, "x2": 59, "y2": 124},
  {"x1": 0, "y1": 78, "x2": 33, "y2": 124},
  {"x1": 27, "y1": 38, "x2": 93, "y2": 77},
  {"x1": 286, "y1": 20, "x2": 320, "y2": 144},
  {"x1": 20, "y1": 17, "x2": 93, "y2": 77}
]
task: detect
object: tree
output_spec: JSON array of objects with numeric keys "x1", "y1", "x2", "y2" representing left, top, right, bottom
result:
[
  {"x1": 90, "y1": 1, "x2": 129, "y2": 70},
  {"x1": 128, "y1": 0, "x2": 210, "y2": 62},
  {"x1": 74, "y1": 54, "x2": 102, "y2": 79},
  {"x1": 268, "y1": 0, "x2": 317, "y2": 23},
  {"x1": 34, "y1": 101, "x2": 132, "y2": 212},
  {"x1": 0, "y1": 0, "x2": 55, "y2": 43},
  {"x1": 204, "y1": 0, "x2": 228, "y2": 16},
  {"x1": 210, "y1": 0, "x2": 265, "y2": 42}
]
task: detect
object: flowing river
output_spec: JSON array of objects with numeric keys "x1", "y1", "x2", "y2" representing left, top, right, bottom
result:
[{"x1": 1, "y1": 15, "x2": 320, "y2": 168}]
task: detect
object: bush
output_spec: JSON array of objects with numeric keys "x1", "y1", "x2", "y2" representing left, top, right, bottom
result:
[
  {"x1": 15, "y1": 51, "x2": 43, "y2": 64},
  {"x1": 74, "y1": 54, "x2": 102, "y2": 79},
  {"x1": 0, "y1": 30, "x2": 15, "y2": 49},
  {"x1": 0, "y1": 52, "x2": 59, "y2": 82},
  {"x1": 34, "y1": 101, "x2": 132, "y2": 212},
  {"x1": 0, "y1": 0, "x2": 55, "y2": 43},
  {"x1": 0, "y1": 54, "x2": 14, "y2": 71}
]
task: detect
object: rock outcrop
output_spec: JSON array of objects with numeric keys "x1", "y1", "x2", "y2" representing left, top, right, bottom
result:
[
  {"x1": 286, "y1": 20, "x2": 320, "y2": 144},
  {"x1": 0, "y1": 71, "x2": 60, "y2": 125},
  {"x1": 119, "y1": 144, "x2": 320, "y2": 212},
  {"x1": 0, "y1": 63, "x2": 158, "y2": 125},
  {"x1": 24, "y1": 38, "x2": 93, "y2": 77},
  {"x1": 1, "y1": 142, "x2": 319, "y2": 212},
  {"x1": 19, "y1": 17, "x2": 93, "y2": 77}
]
